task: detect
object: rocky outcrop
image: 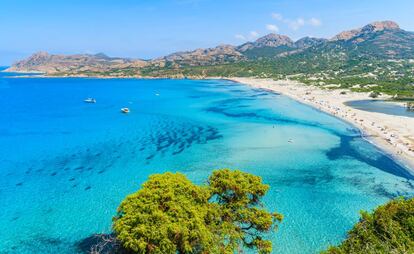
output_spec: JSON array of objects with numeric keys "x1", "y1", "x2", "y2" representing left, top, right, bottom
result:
[
  {"x1": 327, "y1": 20, "x2": 414, "y2": 58},
  {"x1": 364, "y1": 21, "x2": 400, "y2": 32},
  {"x1": 330, "y1": 20, "x2": 400, "y2": 41},
  {"x1": 238, "y1": 33, "x2": 293, "y2": 52},
  {"x1": 155, "y1": 44, "x2": 245, "y2": 66},
  {"x1": 294, "y1": 37, "x2": 327, "y2": 49},
  {"x1": 6, "y1": 52, "x2": 148, "y2": 74}
]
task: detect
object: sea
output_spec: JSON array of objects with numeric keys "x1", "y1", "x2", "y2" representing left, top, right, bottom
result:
[{"x1": 0, "y1": 69, "x2": 413, "y2": 253}]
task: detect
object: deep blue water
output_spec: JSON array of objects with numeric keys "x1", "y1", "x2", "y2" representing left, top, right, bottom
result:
[
  {"x1": 0, "y1": 73, "x2": 413, "y2": 254},
  {"x1": 345, "y1": 99, "x2": 414, "y2": 118}
]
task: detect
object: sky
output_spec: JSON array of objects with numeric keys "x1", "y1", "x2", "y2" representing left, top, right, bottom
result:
[{"x1": 1, "y1": 0, "x2": 414, "y2": 65}]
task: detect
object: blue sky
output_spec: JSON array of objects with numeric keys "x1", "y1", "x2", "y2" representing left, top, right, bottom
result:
[{"x1": 1, "y1": 0, "x2": 414, "y2": 65}]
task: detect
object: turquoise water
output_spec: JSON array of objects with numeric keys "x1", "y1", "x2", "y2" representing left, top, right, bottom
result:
[
  {"x1": 0, "y1": 72, "x2": 413, "y2": 254},
  {"x1": 345, "y1": 100, "x2": 414, "y2": 118}
]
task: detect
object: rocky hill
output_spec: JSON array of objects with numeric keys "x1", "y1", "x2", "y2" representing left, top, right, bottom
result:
[
  {"x1": 153, "y1": 44, "x2": 245, "y2": 67},
  {"x1": 237, "y1": 33, "x2": 293, "y2": 52},
  {"x1": 140, "y1": 21, "x2": 414, "y2": 96},
  {"x1": 294, "y1": 37, "x2": 327, "y2": 49},
  {"x1": 5, "y1": 20, "x2": 414, "y2": 81},
  {"x1": 5, "y1": 52, "x2": 148, "y2": 75},
  {"x1": 330, "y1": 21, "x2": 400, "y2": 41}
]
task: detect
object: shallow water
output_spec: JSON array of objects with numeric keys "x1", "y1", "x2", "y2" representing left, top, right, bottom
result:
[
  {"x1": 345, "y1": 99, "x2": 414, "y2": 118},
  {"x1": 0, "y1": 74, "x2": 413, "y2": 254}
]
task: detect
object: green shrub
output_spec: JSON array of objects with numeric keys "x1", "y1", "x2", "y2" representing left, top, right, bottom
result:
[
  {"x1": 369, "y1": 91, "x2": 381, "y2": 98},
  {"x1": 323, "y1": 197, "x2": 414, "y2": 254},
  {"x1": 113, "y1": 169, "x2": 282, "y2": 254}
]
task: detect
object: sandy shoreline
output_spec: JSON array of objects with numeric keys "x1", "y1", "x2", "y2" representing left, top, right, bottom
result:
[
  {"x1": 3, "y1": 72, "x2": 414, "y2": 170},
  {"x1": 229, "y1": 77, "x2": 414, "y2": 171}
]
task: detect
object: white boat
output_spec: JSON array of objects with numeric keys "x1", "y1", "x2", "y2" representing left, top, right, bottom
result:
[
  {"x1": 121, "y1": 108, "x2": 130, "y2": 113},
  {"x1": 84, "y1": 98, "x2": 96, "y2": 103}
]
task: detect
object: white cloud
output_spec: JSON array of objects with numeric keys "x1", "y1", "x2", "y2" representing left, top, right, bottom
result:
[
  {"x1": 249, "y1": 31, "x2": 259, "y2": 38},
  {"x1": 271, "y1": 12, "x2": 283, "y2": 21},
  {"x1": 266, "y1": 24, "x2": 279, "y2": 32},
  {"x1": 288, "y1": 18, "x2": 305, "y2": 30},
  {"x1": 235, "y1": 34, "x2": 246, "y2": 40},
  {"x1": 235, "y1": 31, "x2": 260, "y2": 42},
  {"x1": 236, "y1": 15, "x2": 321, "y2": 42},
  {"x1": 309, "y1": 18, "x2": 322, "y2": 26},
  {"x1": 271, "y1": 12, "x2": 322, "y2": 31}
]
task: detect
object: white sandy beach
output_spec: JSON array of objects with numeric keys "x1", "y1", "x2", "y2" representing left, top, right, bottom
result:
[{"x1": 230, "y1": 77, "x2": 414, "y2": 171}]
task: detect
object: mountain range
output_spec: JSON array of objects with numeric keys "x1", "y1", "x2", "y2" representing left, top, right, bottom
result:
[{"x1": 4, "y1": 20, "x2": 414, "y2": 96}]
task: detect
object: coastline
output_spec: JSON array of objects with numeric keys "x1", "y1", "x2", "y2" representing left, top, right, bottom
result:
[
  {"x1": 3, "y1": 71, "x2": 414, "y2": 170},
  {"x1": 228, "y1": 77, "x2": 414, "y2": 171}
]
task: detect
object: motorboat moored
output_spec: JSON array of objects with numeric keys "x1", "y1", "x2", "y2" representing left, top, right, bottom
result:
[
  {"x1": 121, "y1": 108, "x2": 130, "y2": 113},
  {"x1": 84, "y1": 98, "x2": 96, "y2": 103}
]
